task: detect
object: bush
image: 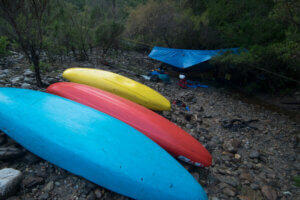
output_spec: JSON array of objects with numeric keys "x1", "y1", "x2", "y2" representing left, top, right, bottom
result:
[
  {"x1": 210, "y1": 41, "x2": 300, "y2": 93},
  {"x1": 30, "y1": 62, "x2": 51, "y2": 73},
  {"x1": 0, "y1": 36, "x2": 10, "y2": 57},
  {"x1": 125, "y1": 0, "x2": 221, "y2": 49},
  {"x1": 95, "y1": 20, "x2": 124, "y2": 53}
]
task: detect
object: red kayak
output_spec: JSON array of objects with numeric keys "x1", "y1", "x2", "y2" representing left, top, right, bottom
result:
[{"x1": 46, "y1": 82, "x2": 212, "y2": 167}]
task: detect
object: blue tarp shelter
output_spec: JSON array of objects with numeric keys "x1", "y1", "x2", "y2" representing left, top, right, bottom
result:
[{"x1": 148, "y1": 46, "x2": 240, "y2": 69}]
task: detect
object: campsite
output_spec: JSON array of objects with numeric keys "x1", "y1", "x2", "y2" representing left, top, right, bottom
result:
[{"x1": 0, "y1": 1, "x2": 299, "y2": 200}]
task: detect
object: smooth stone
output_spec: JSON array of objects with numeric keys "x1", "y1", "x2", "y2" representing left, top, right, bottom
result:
[
  {"x1": 10, "y1": 77, "x2": 22, "y2": 84},
  {"x1": 261, "y1": 185, "x2": 277, "y2": 200},
  {"x1": 86, "y1": 191, "x2": 96, "y2": 200},
  {"x1": 94, "y1": 188, "x2": 102, "y2": 199},
  {"x1": 2, "y1": 69, "x2": 10, "y2": 74},
  {"x1": 39, "y1": 193, "x2": 49, "y2": 200},
  {"x1": 42, "y1": 181, "x2": 54, "y2": 192},
  {"x1": 24, "y1": 77, "x2": 33, "y2": 83},
  {"x1": 223, "y1": 139, "x2": 241, "y2": 153},
  {"x1": 223, "y1": 187, "x2": 236, "y2": 197},
  {"x1": 21, "y1": 83, "x2": 31, "y2": 89},
  {"x1": 0, "y1": 74, "x2": 6, "y2": 79},
  {"x1": 0, "y1": 168, "x2": 22, "y2": 199},
  {"x1": 23, "y1": 69, "x2": 34, "y2": 76},
  {"x1": 249, "y1": 150, "x2": 260, "y2": 159}
]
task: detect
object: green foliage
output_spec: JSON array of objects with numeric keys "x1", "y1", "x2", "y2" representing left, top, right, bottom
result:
[
  {"x1": 95, "y1": 20, "x2": 124, "y2": 52},
  {"x1": 125, "y1": 0, "x2": 213, "y2": 48},
  {"x1": 0, "y1": 36, "x2": 9, "y2": 57},
  {"x1": 294, "y1": 176, "x2": 300, "y2": 187},
  {"x1": 0, "y1": 0, "x2": 60, "y2": 86},
  {"x1": 206, "y1": 0, "x2": 300, "y2": 93},
  {"x1": 211, "y1": 40, "x2": 299, "y2": 93},
  {"x1": 0, "y1": 0, "x2": 298, "y2": 92},
  {"x1": 30, "y1": 62, "x2": 51, "y2": 73}
]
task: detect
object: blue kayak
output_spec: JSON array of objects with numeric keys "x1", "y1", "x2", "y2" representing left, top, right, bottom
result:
[{"x1": 0, "y1": 88, "x2": 207, "y2": 200}]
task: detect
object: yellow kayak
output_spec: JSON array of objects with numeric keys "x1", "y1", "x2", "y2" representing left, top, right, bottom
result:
[{"x1": 62, "y1": 68, "x2": 171, "y2": 111}]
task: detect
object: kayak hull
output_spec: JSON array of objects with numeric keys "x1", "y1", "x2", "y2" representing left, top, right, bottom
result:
[
  {"x1": 47, "y1": 82, "x2": 212, "y2": 167},
  {"x1": 62, "y1": 68, "x2": 171, "y2": 111},
  {"x1": 0, "y1": 88, "x2": 207, "y2": 200}
]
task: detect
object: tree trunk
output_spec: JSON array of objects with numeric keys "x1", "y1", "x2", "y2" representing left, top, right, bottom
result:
[
  {"x1": 32, "y1": 56, "x2": 43, "y2": 87},
  {"x1": 112, "y1": 0, "x2": 116, "y2": 20}
]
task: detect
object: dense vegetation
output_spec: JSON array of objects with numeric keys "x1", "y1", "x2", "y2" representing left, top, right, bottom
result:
[{"x1": 0, "y1": 0, "x2": 299, "y2": 93}]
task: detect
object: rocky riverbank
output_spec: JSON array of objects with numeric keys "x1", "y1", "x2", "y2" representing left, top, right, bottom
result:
[{"x1": 0, "y1": 51, "x2": 299, "y2": 200}]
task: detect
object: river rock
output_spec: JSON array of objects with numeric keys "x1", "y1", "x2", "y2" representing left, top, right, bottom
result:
[
  {"x1": 261, "y1": 185, "x2": 277, "y2": 200},
  {"x1": 217, "y1": 175, "x2": 239, "y2": 187},
  {"x1": 23, "y1": 69, "x2": 34, "y2": 76},
  {"x1": 223, "y1": 186, "x2": 236, "y2": 197},
  {"x1": 250, "y1": 183, "x2": 260, "y2": 190},
  {"x1": 223, "y1": 139, "x2": 241, "y2": 153},
  {"x1": 94, "y1": 188, "x2": 102, "y2": 198},
  {"x1": 47, "y1": 78, "x2": 56, "y2": 84},
  {"x1": 22, "y1": 176, "x2": 45, "y2": 188},
  {"x1": 0, "y1": 74, "x2": 6, "y2": 79},
  {"x1": 0, "y1": 168, "x2": 22, "y2": 199},
  {"x1": 2, "y1": 69, "x2": 10, "y2": 74},
  {"x1": 24, "y1": 77, "x2": 33, "y2": 83},
  {"x1": 39, "y1": 193, "x2": 49, "y2": 200},
  {"x1": 237, "y1": 195, "x2": 250, "y2": 200},
  {"x1": 21, "y1": 83, "x2": 31, "y2": 89},
  {"x1": 42, "y1": 181, "x2": 54, "y2": 192},
  {"x1": 239, "y1": 173, "x2": 253, "y2": 182},
  {"x1": 10, "y1": 76, "x2": 22, "y2": 84},
  {"x1": 0, "y1": 147, "x2": 24, "y2": 160},
  {"x1": 249, "y1": 150, "x2": 260, "y2": 159},
  {"x1": 86, "y1": 191, "x2": 96, "y2": 200}
]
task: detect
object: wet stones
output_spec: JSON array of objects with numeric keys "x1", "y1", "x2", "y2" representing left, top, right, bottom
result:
[
  {"x1": 38, "y1": 193, "x2": 49, "y2": 200},
  {"x1": 0, "y1": 168, "x2": 22, "y2": 199},
  {"x1": 94, "y1": 188, "x2": 102, "y2": 199},
  {"x1": 239, "y1": 173, "x2": 253, "y2": 183},
  {"x1": 223, "y1": 186, "x2": 236, "y2": 197},
  {"x1": 42, "y1": 181, "x2": 54, "y2": 192},
  {"x1": 261, "y1": 185, "x2": 277, "y2": 200},
  {"x1": 217, "y1": 175, "x2": 239, "y2": 188},
  {"x1": 222, "y1": 139, "x2": 241, "y2": 153},
  {"x1": 23, "y1": 77, "x2": 33, "y2": 83},
  {"x1": 0, "y1": 69, "x2": 10, "y2": 76},
  {"x1": 22, "y1": 176, "x2": 45, "y2": 189},
  {"x1": 249, "y1": 150, "x2": 260, "y2": 159},
  {"x1": 23, "y1": 69, "x2": 34, "y2": 76},
  {"x1": 86, "y1": 191, "x2": 96, "y2": 200},
  {"x1": 21, "y1": 83, "x2": 31, "y2": 89},
  {"x1": 0, "y1": 147, "x2": 24, "y2": 160},
  {"x1": 10, "y1": 76, "x2": 23, "y2": 85}
]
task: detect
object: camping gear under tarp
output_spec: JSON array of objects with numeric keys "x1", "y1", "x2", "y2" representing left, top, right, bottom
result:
[{"x1": 148, "y1": 46, "x2": 240, "y2": 69}]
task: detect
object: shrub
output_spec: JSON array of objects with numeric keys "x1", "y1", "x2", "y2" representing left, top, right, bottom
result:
[{"x1": 0, "y1": 36, "x2": 10, "y2": 58}]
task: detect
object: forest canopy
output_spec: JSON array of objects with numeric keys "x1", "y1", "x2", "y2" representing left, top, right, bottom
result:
[{"x1": 0, "y1": 0, "x2": 299, "y2": 92}]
